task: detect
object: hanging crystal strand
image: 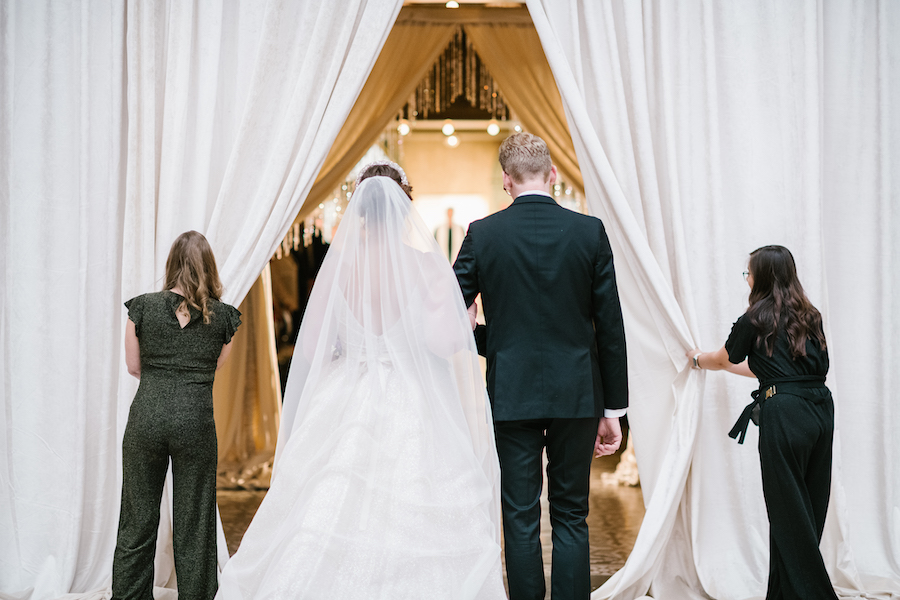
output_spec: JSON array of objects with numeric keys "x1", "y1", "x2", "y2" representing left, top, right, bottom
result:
[
  {"x1": 479, "y1": 59, "x2": 486, "y2": 113},
  {"x1": 426, "y1": 68, "x2": 432, "y2": 118},
  {"x1": 456, "y1": 29, "x2": 461, "y2": 101},
  {"x1": 436, "y1": 52, "x2": 442, "y2": 114},
  {"x1": 466, "y1": 30, "x2": 478, "y2": 106}
]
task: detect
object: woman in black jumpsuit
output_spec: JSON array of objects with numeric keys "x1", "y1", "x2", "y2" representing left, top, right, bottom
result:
[
  {"x1": 688, "y1": 245, "x2": 838, "y2": 600},
  {"x1": 113, "y1": 231, "x2": 241, "y2": 600}
]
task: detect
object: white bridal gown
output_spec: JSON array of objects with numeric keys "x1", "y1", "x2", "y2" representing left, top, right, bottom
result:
[{"x1": 216, "y1": 176, "x2": 506, "y2": 600}]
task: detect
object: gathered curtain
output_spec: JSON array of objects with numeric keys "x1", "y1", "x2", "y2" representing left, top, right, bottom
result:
[
  {"x1": 301, "y1": 21, "x2": 456, "y2": 217},
  {"x1": 527, "y1": 1, "x2": 898, "y2": 598},
  {"x1": 212, "y1": 267, "x2": 281, "y2": 488},
  {"x1": 466, "y1": 22, "x2": 582, "y2": 195},
  {"x1": 300, "y1": 6, "x2": 585, "y2": 221}
]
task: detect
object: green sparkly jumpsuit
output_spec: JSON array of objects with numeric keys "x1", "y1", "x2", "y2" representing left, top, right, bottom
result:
[{"x1": 112, "y1": 291, "x2": 241, "y2": 600}]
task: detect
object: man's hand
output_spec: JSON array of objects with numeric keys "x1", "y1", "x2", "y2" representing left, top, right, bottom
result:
[
  {"x1": 467, "y1": 302, "x2": 478, "y2": 330},
  {"x1": 594, "y1": 417, "x2": 622, "y2": 457}
]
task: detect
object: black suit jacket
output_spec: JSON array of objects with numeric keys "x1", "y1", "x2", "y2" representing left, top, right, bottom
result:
[{"x1": 454, "y1": 194, "x2": 628, "y2": 421}]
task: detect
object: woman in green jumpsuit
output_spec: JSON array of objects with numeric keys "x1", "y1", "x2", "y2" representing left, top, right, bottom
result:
[{"x1": 113, "y1": 231, "x2": 241, "y2": 600}]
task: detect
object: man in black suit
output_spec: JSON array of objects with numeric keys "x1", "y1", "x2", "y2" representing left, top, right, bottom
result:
[{"x1": 454, "y1": 133, "x2": 628, "y2": 600}]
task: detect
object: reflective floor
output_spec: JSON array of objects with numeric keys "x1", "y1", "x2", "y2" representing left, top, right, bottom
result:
[{"x1": 217, "y1": 453, "x2": 644, "y2": 594}]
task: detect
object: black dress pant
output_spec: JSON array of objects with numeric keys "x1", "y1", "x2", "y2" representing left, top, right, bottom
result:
[
  {"x1": 758, "y1": 392, "x2": 838, "y2": 600},
  {"x1": 112, "y1": 390, "x2": 219, "y2": 600},
  {"x1": 494, "y1": 417, "x2": 599, "y2": 600}
]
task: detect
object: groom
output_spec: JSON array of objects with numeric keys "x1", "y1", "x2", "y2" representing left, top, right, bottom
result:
[{"x1": 454, "y1": 133, "x2": 628, "y2": 600}]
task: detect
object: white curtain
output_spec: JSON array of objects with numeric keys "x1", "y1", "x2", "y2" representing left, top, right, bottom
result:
[
  {"x1": 526, "y1": 1, "x2": 899, "y2": 599},
  {"x1": 1, "y1": 1, "x2": 403, "y2": 598},
  {"x1": 0, "y1": 2, "x2": 127, "y2": 598}
]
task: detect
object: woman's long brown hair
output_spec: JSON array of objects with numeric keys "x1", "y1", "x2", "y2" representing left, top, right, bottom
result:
[
  {"x1": 163, "y1": 231, "x2": 223, "y2": 324},
  {"x1": 746, "y1": 245, "x2": 826, "y2": 358}
]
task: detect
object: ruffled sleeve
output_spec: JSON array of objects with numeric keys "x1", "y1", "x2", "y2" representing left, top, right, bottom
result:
[
  {"x1": 222, "y1": 303, "x2": 242, "y2": 344},
  {"x1": 124, "y1": 294, "x2": 145, "y2": 338}
]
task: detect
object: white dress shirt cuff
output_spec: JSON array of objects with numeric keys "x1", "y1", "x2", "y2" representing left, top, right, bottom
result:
[{"x1": 603, "y1": 408, "x2": 627, "y2": 419}]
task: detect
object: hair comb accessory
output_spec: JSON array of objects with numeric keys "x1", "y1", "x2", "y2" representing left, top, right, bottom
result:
[{"x1": 355, "y1": 159, "x2": 409, "y2": 188}]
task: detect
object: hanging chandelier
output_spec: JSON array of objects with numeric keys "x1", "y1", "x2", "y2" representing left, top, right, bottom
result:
[{"x1": 401, "y1": 27, "x2": 510, "y2": 121}]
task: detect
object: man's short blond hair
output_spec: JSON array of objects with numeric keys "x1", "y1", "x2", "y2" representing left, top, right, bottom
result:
[{"x1": 498, "y1": 133, "x2": 552, "y2": 184}]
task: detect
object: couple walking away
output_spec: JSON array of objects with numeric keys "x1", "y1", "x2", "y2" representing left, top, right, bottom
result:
[
  {"x1": 113, "y1": 133, "x2": 837, "y2": 600},
  {"x1": 211, "y1": 134, "x2": 627, "y2": 599}
]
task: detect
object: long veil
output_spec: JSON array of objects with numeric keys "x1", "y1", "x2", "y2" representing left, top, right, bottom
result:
[
  {"x1": 278, "y1": 176, "x2": 498, "y2": 483},
  {"x1": 224, "y1": 175, "x2": 502, "y2": 597}
]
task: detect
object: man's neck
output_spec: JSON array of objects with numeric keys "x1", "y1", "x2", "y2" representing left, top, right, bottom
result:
[{"x1": 510, "y1": 179, "x2": 551, "y2": 199}]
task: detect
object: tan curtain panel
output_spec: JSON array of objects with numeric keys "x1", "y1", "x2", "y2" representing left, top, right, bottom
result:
[
  {"x1": 466, "y1": 23, "x2": 583, "y2": 194},
  {"x1": 299, "y1": 23, "x2": 456, "y2": 219},
  {"x1": 213, "y1": 266, "x2": 282, "y2": 488}
]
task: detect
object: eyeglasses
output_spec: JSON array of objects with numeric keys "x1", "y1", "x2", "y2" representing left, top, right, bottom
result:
[{"x1": 742, "y1": 271, "x2": 750, "y2": 281}]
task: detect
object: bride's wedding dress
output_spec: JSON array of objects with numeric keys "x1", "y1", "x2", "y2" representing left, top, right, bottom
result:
[{"x1": 216, "y1": 176, "x2": 505, "y2": 599}]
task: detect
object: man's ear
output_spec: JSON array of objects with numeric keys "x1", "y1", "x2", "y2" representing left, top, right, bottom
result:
[
  {"x1": 502, "y1": 171, "x2": 513, "y2": 194},
  {"x1": 547, "y1": 165, "x2": 558, "y2": 186}
]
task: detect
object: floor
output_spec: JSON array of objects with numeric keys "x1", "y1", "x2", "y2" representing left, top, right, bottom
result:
[{"x1": 217, "y1": 453, "x2": 644, "y2": 594}]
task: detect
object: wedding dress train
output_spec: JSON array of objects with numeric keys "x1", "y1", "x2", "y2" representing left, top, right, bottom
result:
[{"x1": 216, "y1": 176, "x2": 506, "y2": 599}]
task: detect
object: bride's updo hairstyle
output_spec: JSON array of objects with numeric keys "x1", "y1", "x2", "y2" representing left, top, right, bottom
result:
[
  {"x1": 356, "y1": 160, "x2": 413, "y2": 199},
  {"x1": 163, "y1": 230, "x2": 223, "y2": 324},
  {"x1": 499, "y1": 132, "x2": 552, "y2": 184}
]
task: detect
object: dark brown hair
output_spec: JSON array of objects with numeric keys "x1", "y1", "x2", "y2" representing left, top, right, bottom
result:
[
  {"x1": 357, "y1": 163, "x2": 413, "y2": 199},
  {"x1": 745, "y1": 245, "x2": 826, "y2": 358},
  {"x1": 163, "y1": 230, "x2": 223, "y2": 324}
]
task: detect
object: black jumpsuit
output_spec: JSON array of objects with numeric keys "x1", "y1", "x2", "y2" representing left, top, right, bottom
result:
[
  {"x1": 112, "y1": 291, "x2": 240, "y2": 600},
  {"x1": 726, "y1": 314, "x2": 838, "y2": 600}
]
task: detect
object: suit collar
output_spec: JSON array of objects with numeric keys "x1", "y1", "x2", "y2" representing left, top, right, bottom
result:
[{"x1": 511, "y1": 193, "x2": 558, "y2": 206}]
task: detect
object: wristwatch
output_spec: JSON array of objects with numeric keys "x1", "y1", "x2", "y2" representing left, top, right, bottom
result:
[{"x1": 692, "y1": 353, "x2": 702, "y2": 370}]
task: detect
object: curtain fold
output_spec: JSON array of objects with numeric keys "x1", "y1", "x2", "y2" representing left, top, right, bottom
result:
[
  {"x1": 213, "y1": 266, "x2": 281, "y2": 489},
  {"x1": 300, "y1": 22, "x2": 456, "y2": 219},
  {"x1": 528, "y1": 1, "x2": 897, "y2": 598},
  {"x1": 0, "y1": 1, "x2": 127, "y2": 597},
  {"x1": 820, "y1": 0, "x2": 900, "y2": 593},
  {"x1": 465, "y1": 23, "x2": 582, "y2": 195}
]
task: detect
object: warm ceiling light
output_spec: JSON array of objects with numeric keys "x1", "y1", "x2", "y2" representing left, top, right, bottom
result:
[
  {"x1": 514, "y1": 124, "x2": 522, "y2": 132},
  {"x1": 447, "y1": 135, "x2": 459, "y2": 147},
  {"x1": 446, "y1": 1, "x2": 460, "y2": 7},
  {"x1": 441, "y1": 120, "x2": 455, "y2": 136},
  {"x1": 486, "y1": 120, "x2": 500, "y2": 136},
  {"x1": 397, "y1": 120, "x2": 411, "y2": 136}
]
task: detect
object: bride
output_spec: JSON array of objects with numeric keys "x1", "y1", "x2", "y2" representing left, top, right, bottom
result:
[{"x1": 216, "y1": 162, "x2": 507, "y2": 599}]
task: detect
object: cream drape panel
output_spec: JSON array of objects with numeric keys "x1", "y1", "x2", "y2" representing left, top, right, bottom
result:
[
  {"x1": 465, "y1": 23, "x2": 582, "y2": 195},
  {"x1": 1, "y1": 3, "x2": 126, "y2": 598},
  {"x1": 527, "y1": 1, "x2": 898, "y2": 599},
  {"x1": 213, "y1": 267, "x2": 281, "y2": 489},
  {"x1": 2, "y1": 1, "x2": 403, "y2": 598},
  {"x1": 301, "y1": 22, "x2": 456, "y2": 217}
]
